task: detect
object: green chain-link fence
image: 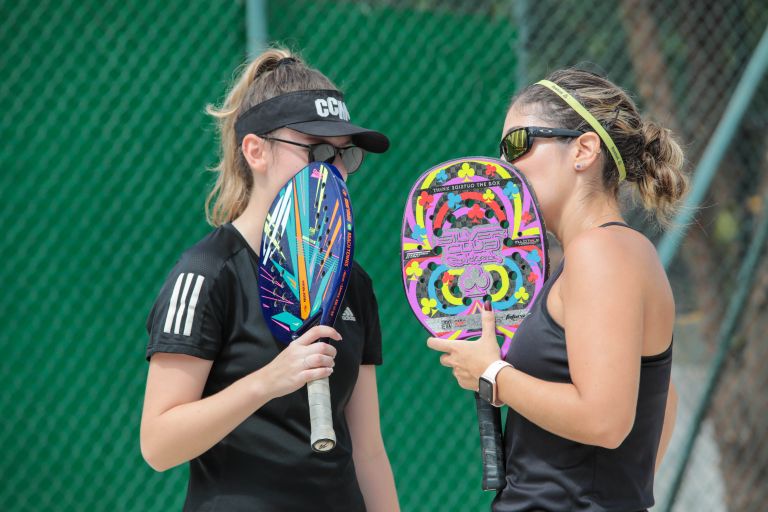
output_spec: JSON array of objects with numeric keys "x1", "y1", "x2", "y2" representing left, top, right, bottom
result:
[{"x1": 1, "y1": 1, "x2": 766, "y2": 510}]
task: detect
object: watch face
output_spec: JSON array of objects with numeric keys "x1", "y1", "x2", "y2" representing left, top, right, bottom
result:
[{"x1": 478, "y1": 378, "x2": 493, "y2": 403}]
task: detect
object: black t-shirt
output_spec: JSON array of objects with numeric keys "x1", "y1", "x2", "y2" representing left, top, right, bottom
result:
[{"x1": 145, "y1": 223, "x2": 382, "y2": 512}]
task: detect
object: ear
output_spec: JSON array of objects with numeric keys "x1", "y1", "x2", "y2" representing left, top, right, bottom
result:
[
  {"x1": 572, "y1": 131, "x2": 602, "y2": 172},
  {"x1": 241, "y1": 134, "x2": 268, "y2": 175}
]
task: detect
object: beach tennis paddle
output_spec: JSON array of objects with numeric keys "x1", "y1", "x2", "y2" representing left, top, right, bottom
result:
[
  {"x1": 401, "y1": 157, "x2": 549, "y2": 489},
  {"x1": 258, "y1": 161, "x2": 354, "y2": 452}
]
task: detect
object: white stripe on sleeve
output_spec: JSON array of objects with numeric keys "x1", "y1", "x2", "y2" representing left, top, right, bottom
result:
[
  {"x1": 182, "y1": 275, "x2": 205, "y2": 336},
  {"x1": 174, "y1": 273, "x2": 195, "y2": 334},
  {"x1": 163, "y1": 273, "x2": 185, "y2": 334}
]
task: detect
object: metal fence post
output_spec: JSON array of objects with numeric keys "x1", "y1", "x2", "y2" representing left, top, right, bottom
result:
[{"x1": 657, "y1": 24, "x2": 768, "y2": 270}]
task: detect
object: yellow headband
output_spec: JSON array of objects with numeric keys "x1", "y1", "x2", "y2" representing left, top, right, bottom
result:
[{"x1": 536, "y1": 79, "x2": 626, "y2": 182}]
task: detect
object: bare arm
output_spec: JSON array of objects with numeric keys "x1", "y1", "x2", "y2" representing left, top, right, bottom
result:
[
  {"x1": 140, "y1": 325, "x2": 340, "y2": 471},
  {"x1": 655, "y1": 381, "x2": 678, "y2": 471},
  {"x1": 346, "y1": 365, "x2": 399, "y2": 512},
  {"x1": 501, "y1": 233, "x2": 644, "y2": 447},
  {"x1": 429, "y1": 232, "x2": 645, "y2": 448}
]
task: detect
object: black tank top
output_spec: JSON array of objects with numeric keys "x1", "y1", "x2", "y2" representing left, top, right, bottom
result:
[{"x1": 493, "y1": 223, "x2": 672, "y2": 512}]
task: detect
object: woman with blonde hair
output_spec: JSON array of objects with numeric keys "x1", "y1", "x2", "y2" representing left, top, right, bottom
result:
[
  {"x1": 428, "y1": 69, "x2": 686, "y2": 511},
  {"x1": 140, "y1": 48, "x2": 399, "y2": 511}
]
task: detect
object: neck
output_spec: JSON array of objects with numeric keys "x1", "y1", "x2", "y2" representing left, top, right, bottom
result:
[
  {"x1": 549, "y1": 192, "x2": 624, "y2": 250},
  {"x1": 231, "y1": 188, "x2": 271, "y2": 255}
]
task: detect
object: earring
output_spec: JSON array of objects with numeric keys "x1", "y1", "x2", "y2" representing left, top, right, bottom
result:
[{"x1": 575, "y1": 163, "x2": 582, "y2": 170}]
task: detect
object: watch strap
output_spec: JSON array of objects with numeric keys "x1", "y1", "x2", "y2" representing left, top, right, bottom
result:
[
  {"x1": 481, "y1": 360, "x2": 513, "y2": 382},
  {"x1": 481, "y1": 360, "x2": 513, "y2": 407}
]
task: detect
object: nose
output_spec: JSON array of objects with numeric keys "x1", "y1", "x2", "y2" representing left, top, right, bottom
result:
[{"x1": 334, "y1": 157, "x2": 349, "y2": 181}]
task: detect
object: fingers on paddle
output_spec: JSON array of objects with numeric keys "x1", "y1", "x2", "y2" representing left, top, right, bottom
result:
[
  {"x1": 427, "y1": 336, "x2": 451, "y2": 353},
  {"x1": 305, "y1": 353, "x2": 335, "y2": 369},
  {"x1": 307, "y1": 342, "x2": 338, "y2": 358},
  {"x1": 302, "y1": 367, "x2": 334, "y2": 381},
  {"x1": 296, "y1": 325, "x2": 342, "y2": 345}
]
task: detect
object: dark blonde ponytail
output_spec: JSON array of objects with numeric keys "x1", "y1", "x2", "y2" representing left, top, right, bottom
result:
[{"x1": 205, "y1": 48, "x2": 338, "y2": 226}]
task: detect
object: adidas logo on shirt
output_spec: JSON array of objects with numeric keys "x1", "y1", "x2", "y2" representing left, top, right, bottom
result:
[{"x1": 341, "y1": 307, "x2": 356, "y2": 322}]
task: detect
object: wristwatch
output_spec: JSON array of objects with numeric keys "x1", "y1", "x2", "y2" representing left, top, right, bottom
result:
[{"x1": 478, "y1": 360, "x2": 513, "y2": 407}]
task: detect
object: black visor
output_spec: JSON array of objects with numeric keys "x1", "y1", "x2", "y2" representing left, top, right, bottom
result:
[{"x1": 234, "y1": 89, "x2": 389, "y2": 153}]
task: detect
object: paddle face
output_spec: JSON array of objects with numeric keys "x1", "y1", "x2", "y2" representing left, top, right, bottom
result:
[
  {"x1": 258, "y1": 162, "x2": 354, "y2": 344},
  {"x1": 401, "y1": 157, "x2": 548, "y2": 356}
]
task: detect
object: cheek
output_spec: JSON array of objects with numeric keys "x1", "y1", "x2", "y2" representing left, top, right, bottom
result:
[
  {"x1": 270, "y1": 151, "x2": 307, "y2": 184},
  {"x1": 529, "y1": 178, "x2": 551, "y2": 211},
  {"x1": 517, "y1": 166, "x2": 547, "y2": 199},
  {"x1": 518, "y1": 166, "x2": 559, "y2": 220}
]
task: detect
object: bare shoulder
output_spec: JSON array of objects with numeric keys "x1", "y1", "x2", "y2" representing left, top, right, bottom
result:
[
  {"x1": 559, "y1": 226, "x2": 674, "y2": 356},
  {"x1": 563, "y1": 226, "x2": 662, "y2": 287}
]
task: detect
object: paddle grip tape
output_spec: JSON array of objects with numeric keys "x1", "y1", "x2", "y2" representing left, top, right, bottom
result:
[
  {"x1": 475, "y1": 392, "x2": 505, "y2": 490},
  {"x1": 308, "y1": 377, "x2": 336, "y2": 452}
]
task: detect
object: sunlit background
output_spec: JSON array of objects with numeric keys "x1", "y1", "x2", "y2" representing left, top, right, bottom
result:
[{"x1": 1, "y1": 1, "x2": 767, "y2": 510}]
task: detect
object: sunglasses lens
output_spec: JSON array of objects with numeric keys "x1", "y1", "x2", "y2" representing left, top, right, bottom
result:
[
  {"x1": 310, "y1": 143, "x2": 364, "y2": 174},
  {"x1": 311, "y1": 144, "x2": 337, "y2": 165},
  {"x1": 502, "y1": 128, "x2": 528, "y2": 162},
  {"x1": 342, "y1": 147, "x2": 364, "y2": 173}
]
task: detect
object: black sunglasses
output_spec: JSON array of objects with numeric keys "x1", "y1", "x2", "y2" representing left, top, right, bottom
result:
[
  {"x1": 499, "y1": 126, "x2": 584, "y2": 162},
  {"x1": 262, "y1": 136, "x2": 365, "y2": 174}
]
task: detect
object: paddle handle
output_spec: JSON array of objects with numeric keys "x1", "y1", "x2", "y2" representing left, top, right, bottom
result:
[
  {"x1": 308, "y1": 376, "x2": 336, "y2": 452},
  {"x1": 475, "y1": 392, "x2": 505, "y2": 490}
]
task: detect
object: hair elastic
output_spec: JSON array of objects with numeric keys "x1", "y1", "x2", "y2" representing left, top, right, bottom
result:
[{"x1": 276, "y1": 57, "x2": 297, "y2": 67}]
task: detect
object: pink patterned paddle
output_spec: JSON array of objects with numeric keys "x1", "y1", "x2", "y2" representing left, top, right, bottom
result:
[{"x1": 401, "y1": 157, "x2": 549, "y2": 489}]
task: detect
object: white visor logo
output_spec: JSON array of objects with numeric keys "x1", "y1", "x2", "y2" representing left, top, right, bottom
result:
[{"x1": 315, "y1": 97, "x2": 350, "y2": 121}]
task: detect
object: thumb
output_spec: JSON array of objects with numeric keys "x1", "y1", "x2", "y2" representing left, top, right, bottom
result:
[{"x1": 481, "y1": 300, "x2": 496, "y2": 339}]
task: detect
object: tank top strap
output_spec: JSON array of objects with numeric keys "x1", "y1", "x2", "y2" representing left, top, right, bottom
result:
[
  {"x1": 536, "y1": 259, "x2": 564, "y2": 309},
  {"x1": 547, "y1": 259, "x2": 565, "y2": 283}
]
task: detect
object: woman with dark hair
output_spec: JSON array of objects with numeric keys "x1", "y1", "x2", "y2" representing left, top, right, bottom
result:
[{"x1": 428, "y1": 69, "x2": 687, "y2": 511}]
